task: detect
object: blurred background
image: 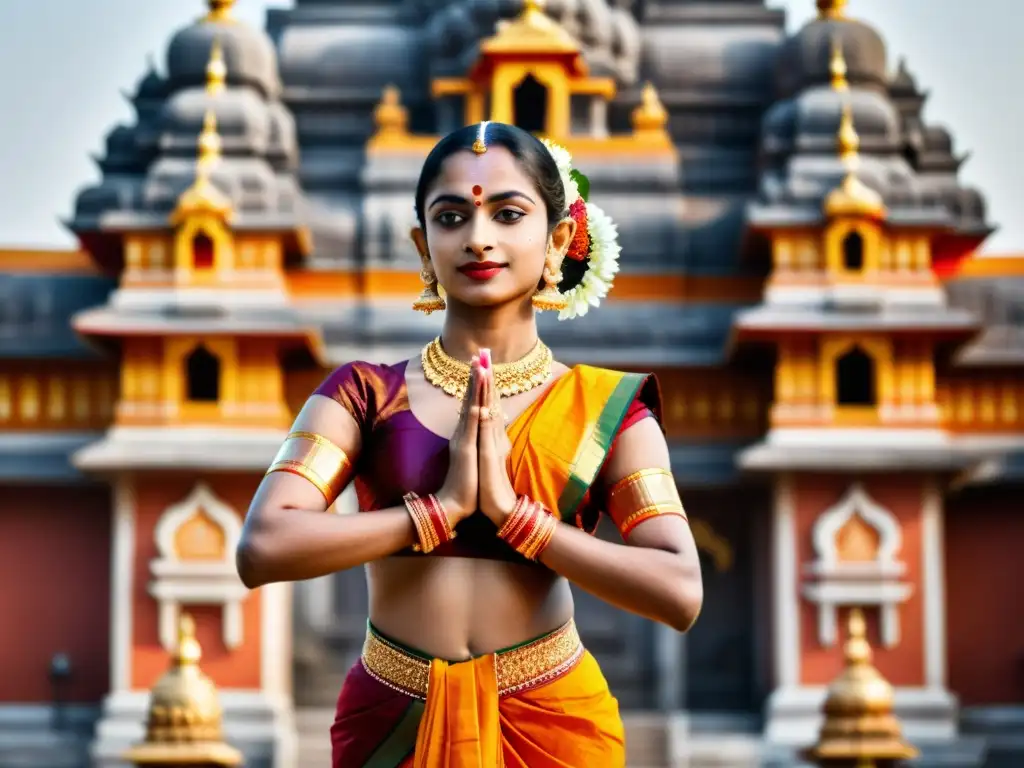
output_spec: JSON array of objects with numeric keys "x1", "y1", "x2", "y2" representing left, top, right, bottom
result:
[{"x1": 0, "y1": 1, "x2": 1021, "y2": 766}]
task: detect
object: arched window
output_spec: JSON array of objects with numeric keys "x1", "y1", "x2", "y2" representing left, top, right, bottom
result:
[
  {"x1": 513, "y1": 74, "x2": 548, "y2": 135},
  {"x1": 842, "y1": 231, "x2": 864, "y2": 271},
  {"x1": 835, "y1": 346, "x2": 876, "y2": 406},
  {"x1": 185, "y1": 345, "x2": 220, "y2": 402},
  {"x1": 192, "y1": 232, "x2": 215, "y2": 270}
]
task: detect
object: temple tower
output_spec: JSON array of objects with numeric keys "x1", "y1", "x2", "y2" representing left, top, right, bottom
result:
[
  {"x1": 70, "y1": 17, "x2": 322, "y2": 767},
  {"x1": 737, "y1": 8, "x2": 982, "y2": 758}
]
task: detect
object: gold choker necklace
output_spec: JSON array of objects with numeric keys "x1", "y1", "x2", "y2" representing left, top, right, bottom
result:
[{"x1": 421, "y1": 337, "x2": 553, "y2": 400}]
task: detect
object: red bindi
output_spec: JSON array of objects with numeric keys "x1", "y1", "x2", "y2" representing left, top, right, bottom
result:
[{"x1": 472, "y1": 185, "x2": 483, "y2": 196}]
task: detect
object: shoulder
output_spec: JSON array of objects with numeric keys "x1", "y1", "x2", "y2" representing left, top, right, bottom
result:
[
  {"x1": 312, "y1": 360, "x2": 407, "y2": 427},
  {"x1": 570, "y1": 365, "x2": 663, "y2": 421}
]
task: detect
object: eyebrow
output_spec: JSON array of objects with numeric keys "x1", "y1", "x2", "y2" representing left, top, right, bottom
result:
[{"x1": 427, "y1": 190, "x2": 536, "y2": 210}]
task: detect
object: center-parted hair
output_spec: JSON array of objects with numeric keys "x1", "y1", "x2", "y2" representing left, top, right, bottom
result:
[{"x1": 414, "y1": 122, "x2": 588, "y2": 292}]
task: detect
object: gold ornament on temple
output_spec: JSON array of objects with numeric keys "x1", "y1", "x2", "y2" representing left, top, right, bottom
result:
[
  {"x1": 830, "y1": 36, "x2": 849, "y2": 92},
  {"x1": 802, "y1": 608, "x2": 918, "y2": 764},
  {"x1": 123, "y1": 613, "x2": 242, "y2": 766},
  {"x1": 206, "y1": 0, "x2": 237, "y2": 23},
  {"x1": 824, "y1": 102, "x2": 886, "y2": 219},
  {"x1": 421, "y1": 336, "x2": 553, "y2": 401},
  {"x1": 817, "y1": 0, "x2": 848, "y2": 19},
  {"x1": 206, "y1": 39, "x2": 227, "y2": 95}
]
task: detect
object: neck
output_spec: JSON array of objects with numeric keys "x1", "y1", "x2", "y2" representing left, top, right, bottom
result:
[{"x1": 439, "y1": 297, "x2": 539, "y2": 363}]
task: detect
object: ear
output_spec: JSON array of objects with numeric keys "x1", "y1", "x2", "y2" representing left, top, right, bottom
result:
[
  {"x1": 410, "y1": 227, "x2": 430, "y2": 265},
  {"x1": 547, "y1": 216, "x2": 578, "y2": 268}
]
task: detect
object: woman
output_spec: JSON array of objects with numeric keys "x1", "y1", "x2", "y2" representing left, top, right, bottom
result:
[{"x1": 237, "y1": 121, "x2": 703, "y2": 768}]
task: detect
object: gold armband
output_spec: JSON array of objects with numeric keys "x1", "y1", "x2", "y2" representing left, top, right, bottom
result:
[
  {"x1": 265, "y1": 431, "x2": 353, "y2": 506},
  {"x1": 606, "y1": 468, "x2": 687, "y2": 539}
]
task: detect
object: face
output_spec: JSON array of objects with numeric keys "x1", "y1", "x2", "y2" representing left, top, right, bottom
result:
[{"x1": 411, "y1": 146, "x2": 575, "y2": 310}]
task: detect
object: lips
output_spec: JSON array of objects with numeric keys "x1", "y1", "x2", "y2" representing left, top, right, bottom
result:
[{"x1": 457, "y1": 261, "x2": 507, "y2": 281}]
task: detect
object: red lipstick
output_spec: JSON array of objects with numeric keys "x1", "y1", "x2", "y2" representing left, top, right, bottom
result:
[{"x1": 457, "y1": 261, "x2": 507, "y2": 281}]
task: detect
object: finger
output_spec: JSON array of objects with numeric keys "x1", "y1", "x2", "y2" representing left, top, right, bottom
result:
[
  {"x1": 463, "y1": 362, "x2": 481, "y2": 442},
  {"x1": 453, "y1": 355, "x2": 479, "y2": 440}
]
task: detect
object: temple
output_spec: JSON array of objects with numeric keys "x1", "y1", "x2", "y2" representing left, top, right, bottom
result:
[{"x1": 0, "y1": 0, "x2": 1021, "y2": 766}]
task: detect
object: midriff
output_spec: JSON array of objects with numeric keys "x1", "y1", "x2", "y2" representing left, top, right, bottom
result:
[{"x1": 365, "y1": 555, "x2": 575, "y2": 660}]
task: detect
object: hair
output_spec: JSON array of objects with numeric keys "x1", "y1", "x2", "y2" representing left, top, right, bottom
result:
[{"x1": 414, "y1": 122, "x2": 588, "y2": 292}]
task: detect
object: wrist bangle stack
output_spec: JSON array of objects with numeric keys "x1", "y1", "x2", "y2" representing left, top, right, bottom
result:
[
  {"x1": 497, "y1": 495, "x2": 558, "y2": 561},
  {"x1": 403, "y1": 493, "x2": 456, "y2": 553}
]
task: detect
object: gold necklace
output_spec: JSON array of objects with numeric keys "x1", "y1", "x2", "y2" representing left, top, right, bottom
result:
[{"x1": 421, "y1": 336, "x2": 553, "y2": 400}]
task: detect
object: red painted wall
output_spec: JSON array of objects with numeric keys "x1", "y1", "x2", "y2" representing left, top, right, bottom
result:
[
  {"x1": 0, "y1": 485, "x2": 111, "y2": 703},
  {"x1": 946, "y1": 489, "x2": 1024, "y2": 704},
  {"x1": 792, "y1": 474, "x2": 926, "y2": 687}
]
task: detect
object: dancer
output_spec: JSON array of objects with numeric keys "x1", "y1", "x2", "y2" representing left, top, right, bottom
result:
[{"x1": 237, "y1": 121, "x2": 703, "y2": 767}]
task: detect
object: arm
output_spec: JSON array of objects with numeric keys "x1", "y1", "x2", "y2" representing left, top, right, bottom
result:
[
  {"x1": 236, "y1": 394, "x2": 420, "y2": 588},
  {"x1": 535, "y1": 418, "x2": 703, "y2": 633}
]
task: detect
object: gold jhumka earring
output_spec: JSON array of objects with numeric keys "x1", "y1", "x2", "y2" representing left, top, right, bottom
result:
[
  {"x1": 532, "y1": 243, "x2": 568, "y2": 312},
  {"x1": 413, "y1": 266, "x2": 446, "y2": 314}
]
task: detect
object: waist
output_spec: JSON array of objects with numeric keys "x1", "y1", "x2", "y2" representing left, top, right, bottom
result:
[{"x1": 360, "y1": 619, "x2": 585, "y2": 700}]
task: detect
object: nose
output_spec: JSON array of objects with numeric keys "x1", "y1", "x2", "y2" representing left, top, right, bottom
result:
[{"x1": 464, "y1": 215, "x2": 495, "y2": 258}]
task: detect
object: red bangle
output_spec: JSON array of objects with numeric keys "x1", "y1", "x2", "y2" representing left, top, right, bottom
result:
[
  {"x1": 403, "y1": 493, "x2": 455, "y2": 553},
  {"x1": 497, "y1": 496, "x2": 557, "y2": 560}
]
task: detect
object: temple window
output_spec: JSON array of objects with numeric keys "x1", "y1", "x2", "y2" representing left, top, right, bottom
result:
[
  {"x1": 513, "y1": 74, "x2": 548, "y2": 134},
  {"x1": 842, "y1": 231, "x2": 864, "y2": 271},
  {"x1": 185, "y1": 345, "x2": 221, "y2": 402},
  {"x1": 835, "y1": 346, "x2": 875, "y2": 406},
  {"x1": 192, "y1": 232, "x2": 215, "y2": 270}
]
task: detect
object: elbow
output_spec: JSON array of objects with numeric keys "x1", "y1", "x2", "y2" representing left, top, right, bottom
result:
[
  {"x1": 664, "y1": 566, "x2": 704, "y2": 634},
  {"x1": 235, "y1": 530, "x2": 273, "y2": 590}
]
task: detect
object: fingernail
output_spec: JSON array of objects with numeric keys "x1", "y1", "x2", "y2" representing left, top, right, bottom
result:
[{"x1": 480, "y1": 348, "x2": 491, "y2": 370}]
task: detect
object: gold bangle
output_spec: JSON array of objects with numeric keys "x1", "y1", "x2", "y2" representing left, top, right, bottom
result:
[
  {"x1": 403, "y1": 493, "x2": 455, "y2": 554},
  {"x1": 265, "y1": 431, "x2": 353, "y2": 507},
  {"x1": 606, "y1": 468, "x2": 687, "y2": 539},
  {"x1": 498, "y1": 496, "x2": 558, "y2": 561}
]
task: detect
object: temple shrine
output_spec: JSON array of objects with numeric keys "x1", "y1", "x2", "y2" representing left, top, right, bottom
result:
[{"x1": 0, "y1": 0, "x2": 1021, "y2": 766}]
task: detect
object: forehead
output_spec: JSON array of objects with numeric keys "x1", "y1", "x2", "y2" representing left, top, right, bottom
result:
[{"x1": 431, "y1": 146, "x2": 537, "y2": 194}]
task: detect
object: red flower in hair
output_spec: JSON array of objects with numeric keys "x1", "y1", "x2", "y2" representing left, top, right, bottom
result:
[{"x1": 565, "y1": 198, "x2": 590, "y2": 262}]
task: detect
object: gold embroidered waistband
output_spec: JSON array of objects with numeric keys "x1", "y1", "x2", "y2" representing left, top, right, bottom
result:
[{"x1": 360, "y1": 620, "x2": 584, "y2": 700}]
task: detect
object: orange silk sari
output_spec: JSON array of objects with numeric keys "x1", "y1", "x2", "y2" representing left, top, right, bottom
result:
[{"x1": 334, "y1": 366, "x2": 657, "y2": 768}]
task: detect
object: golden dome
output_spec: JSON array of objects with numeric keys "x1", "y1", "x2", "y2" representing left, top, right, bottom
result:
[
  {"x1": 824, "y1": 104, "x2": 885, "y2": 220},
  {"x1": 817, "y1": 0, "x2": 848, "y2": 19},
  {"x1": 632, "y1": 82, "x2": 668, "y2": 133},
  {"x1": 803, "y1": 609, "x2": 918, "y2": 763},
  {"x1": 123, "y1": 614, "x2": 242, "y2": 766},
  {"x1": 482, "y1": 0, "x2": 580, "y2": 57}
]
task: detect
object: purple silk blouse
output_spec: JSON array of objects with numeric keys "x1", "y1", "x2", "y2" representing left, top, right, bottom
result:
[{"x1": 314, "y1": 360, "x2": 653, "y2": 564}]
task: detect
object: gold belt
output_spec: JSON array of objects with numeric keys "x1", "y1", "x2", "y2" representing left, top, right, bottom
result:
[{"x1": 361, "y1": 619, "x2": 585, "y2": 700}]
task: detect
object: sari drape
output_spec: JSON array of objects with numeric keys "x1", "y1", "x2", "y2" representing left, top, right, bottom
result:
[{"x1": 331, "y1": 365, "x2": 657, "y2": 767}]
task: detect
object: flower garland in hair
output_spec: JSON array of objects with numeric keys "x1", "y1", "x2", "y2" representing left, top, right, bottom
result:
[{"x1": 540, "y1": 138, "x2": 621, "y2": 321}]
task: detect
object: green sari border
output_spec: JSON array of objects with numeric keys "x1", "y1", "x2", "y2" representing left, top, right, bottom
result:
[
  {"x1": 556, "y1": 372, "x2": 648, "y2": 521},
  {"x1": 364, "y1": 698, "x2": 425, "y2": 768}
]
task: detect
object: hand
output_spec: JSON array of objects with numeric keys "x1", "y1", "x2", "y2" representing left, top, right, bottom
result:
[
  {"x1": 435, "y1": 356, "x2": 482, "y2": 526},
  {"x1": 477, "y1": 350, "x2": 518, "y2": 528}
]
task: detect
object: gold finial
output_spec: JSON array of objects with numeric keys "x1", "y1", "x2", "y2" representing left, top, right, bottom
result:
[
  {"x1": 171, "y1": 110, "x2": 233, "y2": 224},
  {"x1": 522, "y1": 0, "x2": 546, "y2": 19},
  {"x1": 830, "y1": 36, "x2": 849, "y2": 92},
  {"x1": 801, "y1": 608, "x2": 918, "y2": 764},
  {"x1": 837, "y1": 101, "x2": 859, "y2": 169},
  {"x1": 123, "y1": 613, "x2": 242, "y2": 766},
  {"x1": 632, "y1": 82, "x2": 668, "y2": 133},
  {"x1": 197, "y1": 110, "x2": 222, "y2": 179},
  {"x1": 817, "y1": 0, "x2": 848, "y2": 20},
  {"x1": 825, "y1": 104, "x2": 885, "y2": 220},
  {"x1": 206, "y1": 0, "x2": 236, "y2": 23},
  {"x1": 206, "y1": 39, "x2": 226, "y2": 95},
  {"x1": 372, "y1": 85, "x2": 409, "y2": 140}
]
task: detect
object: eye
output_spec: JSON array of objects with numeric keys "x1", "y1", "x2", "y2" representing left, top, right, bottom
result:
[
  {"x1": 495, "y1": 208, "x2": 525, "y2": 224},
  {"x1": 434, "y1": 211, "x2": 465, "y2": 227}
]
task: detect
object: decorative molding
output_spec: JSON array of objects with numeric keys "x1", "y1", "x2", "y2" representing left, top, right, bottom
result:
[
  {"x1": 802, "y1": 483, "x2": 913, "y2": 648},
  {"x1": 148, "y1": 483, "x2": 248, "y2": 652}
]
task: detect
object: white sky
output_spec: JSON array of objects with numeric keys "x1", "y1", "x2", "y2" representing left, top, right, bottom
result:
[{"x1": 0, "y1": 0, "x2": 1019, "y2": 253}]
